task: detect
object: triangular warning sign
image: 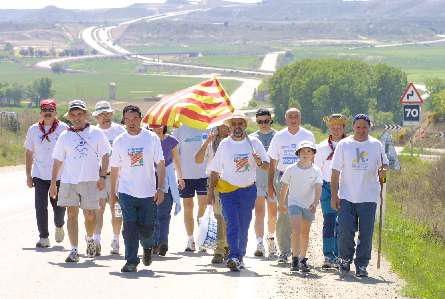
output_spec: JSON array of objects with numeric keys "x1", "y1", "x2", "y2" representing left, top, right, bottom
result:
[{"x1": 400, "y1": 82, "x2": 424, "y2": 104}]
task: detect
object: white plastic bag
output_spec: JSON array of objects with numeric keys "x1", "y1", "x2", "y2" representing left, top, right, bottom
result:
[{"x1": 197, "y1": 205, "x2": 218, "y2": 250}]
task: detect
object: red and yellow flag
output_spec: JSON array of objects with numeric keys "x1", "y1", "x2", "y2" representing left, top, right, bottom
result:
[{"x1": 143, "y1": 78, "x2": 234, "y2": 130}]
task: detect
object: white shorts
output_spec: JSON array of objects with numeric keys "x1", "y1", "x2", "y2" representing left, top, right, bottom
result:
[
  {"x1": 98, "y1": 175, "x2": 111, "y2": 201},
  {"x1": 58, "y1": 182, "x2": 100, "y2": 210}
]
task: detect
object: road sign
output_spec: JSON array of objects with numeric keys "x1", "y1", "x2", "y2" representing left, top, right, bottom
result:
[
  {"x1": 384, "y1": 124, "x2": 402, "y2": 131},
  {"x1": 400, "y1": 82, "x2": 424, "y2": 104},
  {"x1": 403, "y1": 104, "x2": 421, "y2": 126}
]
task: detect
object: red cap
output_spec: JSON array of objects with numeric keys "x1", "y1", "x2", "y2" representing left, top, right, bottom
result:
[
  {"x1": 149, "y1": 124, "x2": 162, "y2": 129},
  {"x1": 40, "y1": 99, "x2": 56, "y2": 110}
]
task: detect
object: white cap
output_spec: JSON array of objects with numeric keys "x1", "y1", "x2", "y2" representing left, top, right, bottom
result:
[
  {"x1": 296, "y1": 140, "x2": 317, "y2": 154},
  {"x1": 92, "y1": 101, "x2": 114, "y2": 117}
]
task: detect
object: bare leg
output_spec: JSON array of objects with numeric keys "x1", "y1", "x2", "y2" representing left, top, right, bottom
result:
[
  {"x1": 110, "y1": 203, "x2": 122, "y2": 236},
  {"x1": 254, "y1": 196, "x2": 266, "y2": 239},
  {"x1": 67, "y1": 206, "x2": 79, "y2": 247},
  {"x1": 83, "y1": 209, "x2": 96, "y2": 238},
  {"x1": 266, "y1": 200, "x2": 277, "y2": 236},
  {"x1": 94, "y1": 198, "x2": 106, "y2": 235},
  {"x1": 197, "y1": 194, "x2": 207, "y2": 220},
  {"x1": 299, "y1": 218, "x2": 312, "y2": 258},
  {"x1": 291, "y1": 216, "x2": 301, "y2": 257},
  {"x1": 183, "y1": 198, "x2": 194, "y2": 236}
]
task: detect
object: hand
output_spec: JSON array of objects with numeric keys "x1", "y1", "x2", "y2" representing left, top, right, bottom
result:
[
  {"x1": 279, "y1": 203, "x2": 288, "y2": 213},
  {"x1": 331, "y1": 194, "x2": 340, "y2": 211},
  {"x1": 97, "y1": 177, "x2": 105, "y2": 191},
  {"x1": 154, "y1": 189, "x2": 164, "y2": 206},
  {"x1": 178, "y1": 178, "x2": 185, "y2": 190},
  {"x1": 49, "y1": 182, "x2": 58, "y2": 199},
  {"x1": 268, "y1": 184, "x2": 276, "y2": 200},
  {"x1": 378, "y1": 167, "x2": 387, "y2": 183},
  {"x1": 26, "y1": 176, "x2": 33, "y2": 188},
  {"x1": 208, "y1": 191, "x2": 215, "y2": 205},
  {"x1": 252, "y1": 153, "x2": 262, "y2": 166},
  {"x1": 309, "y1": 202, "x2": 317, "y2": 213},
  {"x1": 207, "y1": 131, "x2": 216, "y2": 143},
  {"x1": 174, "y1": 202, "x2": 182, "y2": 216}
]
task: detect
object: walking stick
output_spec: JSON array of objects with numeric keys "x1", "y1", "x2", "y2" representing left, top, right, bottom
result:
[{"x1": 377, "y1": 169, "x2": 386, "y2": 269}]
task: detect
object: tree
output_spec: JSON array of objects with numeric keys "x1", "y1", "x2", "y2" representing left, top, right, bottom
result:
[
  {"x1": 28, "y1": 78, "x2": 55, "y2": 107},
  {"x1": 431, "y1": 90, "x2": 445, "y2": 116},
  {"x1": 3, "y1": 42, "x2": 14, "y2": 55}
]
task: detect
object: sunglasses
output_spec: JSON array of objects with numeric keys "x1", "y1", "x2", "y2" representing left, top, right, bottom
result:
[
  {"x1": 256, "y1": 119, "x2": 271, "y2": 125},
  {"x1": 41, "y1": 108, "x2": 55, "y2": 112}
]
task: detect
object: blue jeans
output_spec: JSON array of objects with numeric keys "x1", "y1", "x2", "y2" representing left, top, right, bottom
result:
[
  {"x1": 220, "y1": 184, "x2": 257, "y2": 260},
  {"x1": 321, "y1": 181, "x2": 338, "y2": 259},
  {"x1": 119, "y1": 193, "x2": 156, "y2": 265},
  {"x1": 338, "y1": 199, "x2": 377, "y2": 268},
  {"x1": 154, "y1": 189, "x2": 173, "y2": 246}
]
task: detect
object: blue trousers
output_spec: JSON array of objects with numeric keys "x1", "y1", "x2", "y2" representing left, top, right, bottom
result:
[
  {"x1": 338, "y1": 199, "x2": 377, "y2": 268},
  {"x1": 220, "y1": 184, "x2": 257, "y2": 260},
  {"x1": 119, "y1": 193, "x2": 156, "y2": 265},
  {"x1": 321, "y1": 181, "x2": 338, "y2": 259},
  {"x1": 153, "y1": 189, "x2": 173, "y2": 246}
]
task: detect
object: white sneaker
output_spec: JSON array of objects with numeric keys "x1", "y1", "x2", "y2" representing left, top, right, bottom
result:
[
  {"x1": 110, "y1": 239, "x2": 119, "y2": 255},
  {"x1": 254, "y1": 242, "x2": 265, "y2": 257},
  {"x1": 55, "y1": 227, "x2": 64, "y2": 243},
  {"x1": 267, "y1": 237, "x2": 277, "y2": 257},
  {"x1": 36, "y1": 238, "x2": 50, "y2": 248},
  {"x1": 185, "y1": 238, "x2": 196, "y2": 252}
]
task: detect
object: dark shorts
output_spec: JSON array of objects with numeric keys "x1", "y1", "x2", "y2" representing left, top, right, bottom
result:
[{"x1": 179, "y1": 178, "x2": 208, "y2": 198}]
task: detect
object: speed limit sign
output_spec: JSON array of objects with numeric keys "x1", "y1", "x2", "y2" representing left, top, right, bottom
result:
[{"x1": 403, "y1": 104, "x2": 420, "y2": 126}]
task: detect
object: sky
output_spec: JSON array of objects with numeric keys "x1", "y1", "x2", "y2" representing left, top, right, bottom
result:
[{"x1": 1, "y1": 0, "x2": 259, "y2": 10}]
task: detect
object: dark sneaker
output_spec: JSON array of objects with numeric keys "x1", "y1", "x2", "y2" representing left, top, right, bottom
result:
[
  {"x1": 299, "y1": 258, "x2": 310, "y2": 272},
  {"x1": 356, "y1": 266, "x2": 368, "y2": 277},
  {"x1": 86, "y1": 238, "x2": 96, "y2": 258},
  {"x1": 290, "y1": 257, "x2": 299, "y2": 272},
  {"x1": 277, "y1": 252, "x2": 289, "y2": 265},
  {"x1": 143, "y1": 248, "x2": 152, "y2": 266},
  {"x1": 339, "y1": 259, "x2": 351, "y2": 275},
  {"x1": 185, "y1": 239, "x2": 196, "y2": 252},
  {"x1": 227, "y1": 258, "x2": 241, "y2": 272},
  {"x1": 65, "y1": 249, "x2": 79, "y2": 263},
  {"x1": 254, "y1": 242, "x2": 265, "y2": 257},
  {"x1": 322, "y1": 257, "x2": 336, "y2": 269},
  {"x1": 152, "y1": 245, "x2": 159, "y2": 255},
  {"x1": 159, "y1": 243, "x2": 168, "y2": 256},
  {"x1": 121, "y1": 263, "x2": 137, "y2": 272},
  {"x1": 211, "y1": 253, "x2": 224, "y2": 264},
  {"x1": 95, "y1": 242, "x2": 101, "y2": 257}
]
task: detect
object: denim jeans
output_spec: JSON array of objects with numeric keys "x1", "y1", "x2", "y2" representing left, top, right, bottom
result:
[
  {"x1": 153, "y1": 189, "x2": 173, "y2": 246},
  {"x1": 119, "y1": 193, "x2": 156, "y2": 265},
  {"x1": 338, "y1": 199, "x2": 377, "y2": 268},
  {"x1": 220, "y1": 184, "x2": 257, "y2": 260},
  {"x1": 33, "y1": 178, "x2": 66, "y2": 238},
  {"x1": 321, "y1": 181, "x2": 338, "y2": 259}
]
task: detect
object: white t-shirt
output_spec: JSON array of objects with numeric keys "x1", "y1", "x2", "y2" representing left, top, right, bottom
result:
[
  {"x1": 52, "y1": 125, "x2": 111, "y2": 184},
  {"x1": 209, "y1": 136, "x2": 269, "y2": 188},
  {"x1": 24, "y1": 121, "x2": 68, "y2": 180},
  {"x1": 172, "y1": 125, "x2": 208, "y2": 179},
  {"x1": 281, "y1": 163, "x2": 323, "y2": 208},
  {"x1": 268, "y1": 127, "x2": 315, "y2": 172},
  {"x1": 314, "y1": 139, "x2": 339, "y2": 182},
  {"x1": 110, "y1": 128, "x2": 164, "y2": 198},
  {"x1": 97, "y1": 122, "x2": 126, "y2": 172},
  {"x1": 331, "y1": 136, "x2": 389, "y2": 204}
]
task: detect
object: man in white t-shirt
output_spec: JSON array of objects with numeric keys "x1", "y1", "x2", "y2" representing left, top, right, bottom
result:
[
  {"x1": 268, "y1": 108, "x2": 315, "y2": 264},
  {"x1": 208, "y1": 112, "x2": 269, "y2": 271},
  {"x1": 173, "y1": 125, "x2": 209, "y2": 251},
  {"x1": 110, "y1": 105, "x2": 165, "y2": 273},
  {"x1": 331, "y1": 114, "x2": 388, "y2": 277},
  {"x1": 49, "y1": 99, "x2": 111, "y2": 263},
  {"x1": 24, "y1": 99, "x2": 68, "y2": 248},
  {"x1": 314, "y1": 114, "x2": 347, "y2": 269},
  {"x1": 92, "y1": 101, "x2": 126, "y2": 256}
]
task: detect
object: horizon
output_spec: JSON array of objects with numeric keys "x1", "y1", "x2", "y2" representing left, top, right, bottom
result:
[{"x1": 1, "y1": 0, "x2": 260, "y2": 10}]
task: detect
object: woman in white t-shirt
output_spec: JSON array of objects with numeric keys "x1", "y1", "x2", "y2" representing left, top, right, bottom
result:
[{"x1": 279, "y1": 141, "x2": 322, "y2": 273}]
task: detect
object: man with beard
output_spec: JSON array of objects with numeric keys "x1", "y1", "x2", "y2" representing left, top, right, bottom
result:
[{"x1": 24, "y1": 99, "x2": 68, "y2": 248}]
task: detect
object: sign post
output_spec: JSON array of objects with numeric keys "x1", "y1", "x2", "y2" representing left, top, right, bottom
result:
[{"x1": 400, "y1": 82, "x2": 424, "y2": 126}]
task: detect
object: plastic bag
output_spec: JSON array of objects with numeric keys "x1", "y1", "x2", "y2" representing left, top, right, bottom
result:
[{"x1": 197, "y1": 205, "x2": 218, "y2": 250}]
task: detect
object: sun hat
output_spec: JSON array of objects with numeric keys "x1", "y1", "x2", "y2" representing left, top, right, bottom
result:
[{"x1": 92, "y1": 101, "x2": 114, "y2": 117}]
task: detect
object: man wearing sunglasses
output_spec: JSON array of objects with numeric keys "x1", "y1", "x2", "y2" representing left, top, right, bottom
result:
[
  {"x1": 249, "y1": 108, "x2": 278, "y2": 258},
  {"x1": 24, "y1": 99, "x2": 68, "y2": 248}
]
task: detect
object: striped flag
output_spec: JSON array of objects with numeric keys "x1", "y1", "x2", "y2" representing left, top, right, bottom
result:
[{"x1": 142, "y1": 78, "x2": 235, "y2": 130}]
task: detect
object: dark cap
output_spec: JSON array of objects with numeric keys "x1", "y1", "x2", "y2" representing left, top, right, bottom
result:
[{"x1": 353, "y1": 114, "x2": 371, "y2": 126}]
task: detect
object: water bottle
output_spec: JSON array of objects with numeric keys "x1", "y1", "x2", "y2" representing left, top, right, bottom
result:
[{"x1": 114, "y1": 202, "x2": 122, "y2": 218}]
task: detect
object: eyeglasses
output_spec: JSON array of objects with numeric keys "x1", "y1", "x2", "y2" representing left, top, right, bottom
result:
[{"x1": 256, "y1": 119, "x2": 271, "y2": 125}]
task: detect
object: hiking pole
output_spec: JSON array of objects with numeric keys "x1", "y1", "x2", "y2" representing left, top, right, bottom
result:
[{"x1": 377, "y1": 170, "x2": 386, "y2": 269}]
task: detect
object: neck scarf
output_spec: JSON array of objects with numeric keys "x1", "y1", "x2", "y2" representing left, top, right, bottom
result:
[
  {"x1": 69, "y1": 123, "x2": 90, "y2": 132},
  {"x1": 39, "y1": 119, "x2": 59, "y2": 142},
  {"x1": 326, "y1": 134, "x2": 346, "y2": 160}
]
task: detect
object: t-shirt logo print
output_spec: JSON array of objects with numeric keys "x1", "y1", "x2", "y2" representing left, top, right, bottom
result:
[
  {"x1": 352, "y1": 148, "x2": 369, "y2": 170},
  {"x1": 128, "y1": 147, "x2": 144, "y2": 167},
  {"x1": 234, "y1": 153, "x2": 250, "y2": 173},
  {"x1": 74, "y1": 140, "x2": 88, "y2": 159}
]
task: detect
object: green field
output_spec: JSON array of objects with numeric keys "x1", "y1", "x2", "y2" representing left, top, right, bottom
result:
[
  {"x1": 187, "y1": 55, "x2": 262, "y2": 70},
  {"x1": 291, "y1": 44, "x2": 445, "y2": 83},
  {"x1": 0, "y1": 58, "x2": 241, "y2": 103}
]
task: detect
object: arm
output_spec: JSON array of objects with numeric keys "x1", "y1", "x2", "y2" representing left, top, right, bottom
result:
[
  {"x1": 155, "y1": 160, "x2": 166, "y2": 205},
  {"x1": 268, "y1": 158, "x2": 277, "y2": 198},
  {"x1": 49, "y1": 159, "x2": 63, "y2": 199},
  {"x1": 25, "y1": 149, "x2": 34, "y2": 188},
  {"x1": 97, "y1": 154, "x2": 109, "y2": 191},
  {"x1": 195, "y1": 137, "x2": 212, "y2": 164},
  {"x1": 110, "y1": 166, "x2": 119, "y2": 207},
  {"x1": 172, "y1": 146, "x2": 185, "y2": 190},
  {"x1": 330, "y1": 169, "x2": 340, "y2": 210},
  {"x1": 278, "y1": 182, "x2": 289, "y2": 213},
  {"x1": 309, "y1": 183, "x2": 322, "y2": 213}
]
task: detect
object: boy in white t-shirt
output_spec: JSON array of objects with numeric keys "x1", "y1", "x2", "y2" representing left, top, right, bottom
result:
[{"x1": 279, "y1": 141, "x2": 322, "y2": 273}]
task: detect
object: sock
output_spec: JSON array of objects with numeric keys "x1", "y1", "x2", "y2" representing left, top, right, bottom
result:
[
  {"x1": 188, "y1": 235, "x2": 194, "y2": 241},
  {"x1": 256, "y1": 237, "x2": 263, "y2": 244},
  {"x1": 113, "y1": 234, "x2": 119, "y2": 241},
  {"x1": 93, "y1": 234, "x2": 101, "y2": 242},
  {"x1": 86, "y1": 236, "x2": 94, "y2": 242},
  {"x1": 72, "y1": 246, "x2": 78, "y2": 251},
  {"x1": 267, "y1": 233, "x2": 275, "y2": 239}
]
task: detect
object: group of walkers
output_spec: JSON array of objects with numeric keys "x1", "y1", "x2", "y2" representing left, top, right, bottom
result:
[{"x1": 25, "y1": 98, "x2": 388, "y2": 277}]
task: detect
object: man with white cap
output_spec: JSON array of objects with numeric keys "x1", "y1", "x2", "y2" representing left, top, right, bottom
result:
[
  {"x1": 24, "y1": 98, "x2": 68, "y2": 248},
  {"x1": 93, "y1": 101, "x2": 126, "y2": 255},
  {"x1": 208, "y1": 112, "x2": 269, "y2": 271},
  {"x1": 50, "y1": 99, "x2": 111, "y2": 263}
]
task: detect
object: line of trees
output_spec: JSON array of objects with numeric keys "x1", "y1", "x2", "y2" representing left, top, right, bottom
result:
[
  {"x1": 0, "y1": 78, "x2": 54, "y2": 107},
  {"x1": 269, "y1": 59, "x2": 407, "y2": 127}
]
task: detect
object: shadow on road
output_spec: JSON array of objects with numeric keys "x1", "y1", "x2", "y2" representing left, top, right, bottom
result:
[
  {"x1": 48, "y1": 260, "x2": 109, "y2": 269},
  {"x1": 109, "y1": 270, "x2": 164, "y2": 279},
  {"x1": 93, "y1": 255, "x2": 125, "y2": 261},
  {"x1": 283, "y1": 271, "x2": 322, "y2": 280},
  {"x1": 22, "y1": 246, "x2": 69, "y2": 253},
  {"x1": 155, "y1": 268, "x2": 272, "y2": 278},
  {"x1": 151, "y1": 255, "x2": 182, "y2": 261},
  {"x1": 171, "y1": 251, "x2": 212, "y2": 257},
  {"x1": 335, "y1": 273, "x2": 395, "y2": 285}
]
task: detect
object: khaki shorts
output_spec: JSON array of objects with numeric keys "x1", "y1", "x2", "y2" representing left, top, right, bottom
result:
[
  {"x1": 58, "y1": 181, "x2": 100, "y2": 210},
  {"x1": 98, "y1": 175, "x2": 111, "y2": 201}
]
